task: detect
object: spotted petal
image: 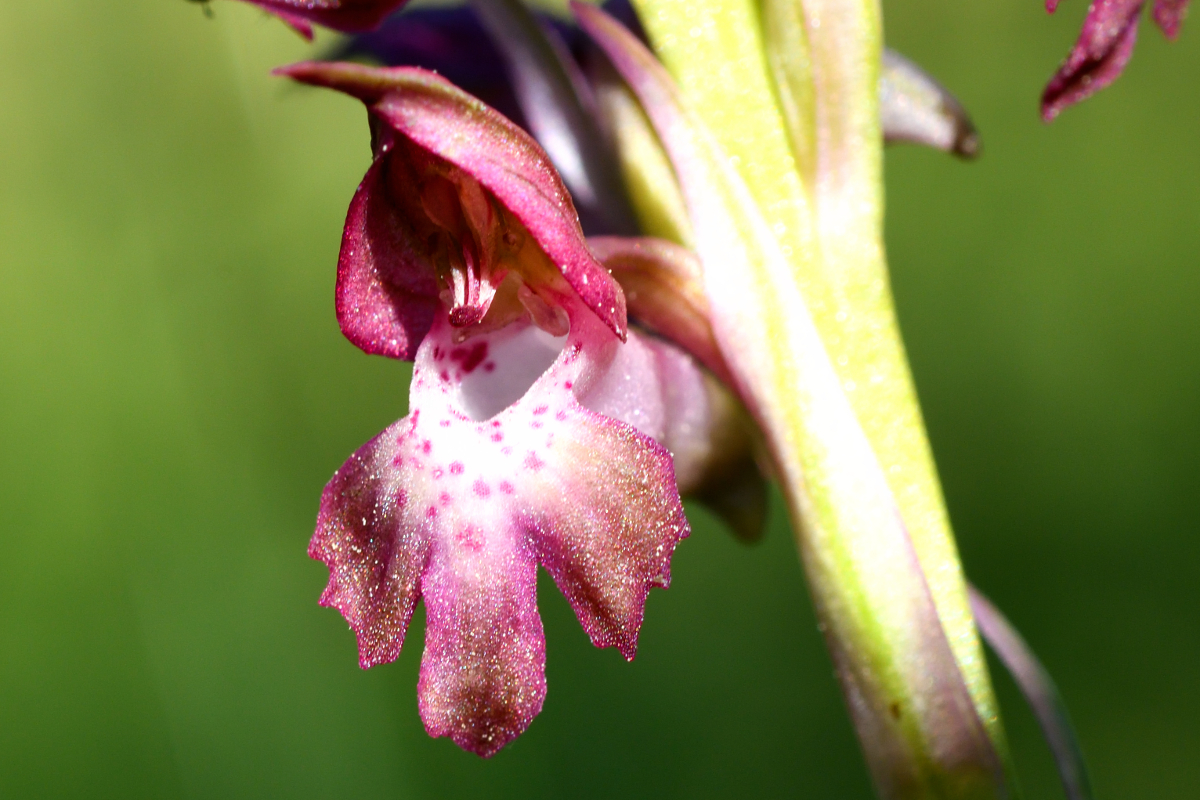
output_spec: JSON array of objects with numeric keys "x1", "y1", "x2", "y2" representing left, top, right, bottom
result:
[{"x1": 313, "y1": 299, "x2": 688, "y2": 756}]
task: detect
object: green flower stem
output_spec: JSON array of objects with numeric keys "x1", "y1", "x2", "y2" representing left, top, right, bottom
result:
[{"x1": 621, "y1": 0, "x2": 1010, "y2": 795}]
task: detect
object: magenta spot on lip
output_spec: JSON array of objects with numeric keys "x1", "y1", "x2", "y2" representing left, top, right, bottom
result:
[
  {"x1": 531, "y1": 420, "x2": 543, "y2": 429},
  {"x1": 455, "y1": 524, "x2": 483, "y2": 550},
  {"x1": 439, "y1": 370, "x2": 450, "y2": 382},
  {"x1": 426, "y1": 506, "x2": 438, "y2": 519},
  {"x1": 533, "y1": 405, "x2": 548, "y2": 416},
  {"x1": 524, "y1": 452, "x2": 544, "y2": 471},
  {"x1": 396, "y1": 490, "x2": 407, "y2": 509},
  {"x1": 449, "y1": 341, "x2": 489, "y2": 374},
  {"x1": 422, "y1": 440, "x2": 432, "y2": 455},
  {"x1": 499, "y1": 481, "x2": 515, "y2": 494},
  {"x1": 450, "y1": 462, "x2": 465, "y2": 475},
  {"x1": 501, "y1": 446, "x2": 513, "y2": 455},
  {"x1": 392, "y1": 454, "x2": 404, "y2": 467},
  {"x1": 483, "y1": 362, "x2": 496, "y2": 373},
  {"x1": 439, "y1": 491, "x2": 452, "y2": 506},
  {"x1": 491, "y1": 432, "x2": 503, "y2": 442},
  {"x1": 439, "y1": 419, "x2": 452, "y2": 428},
  {"x1": 473, "y1": 479, "x2": 491, "y2": 497},
  {"x1": 432, "y1": 346, "x2": 444, "y2": 361},
  {"x1": 431, "y1": 467, "x2": 444, "y2": 479},
  {"x1": 563, "y1": 380, "x2": 573, "y2": 389},
  {"x1": 555, "y1": 410, "x2": 568, "y2": 421},
  {"x1": 491, "y1": 420, "x2": 502, "y2": 428}
]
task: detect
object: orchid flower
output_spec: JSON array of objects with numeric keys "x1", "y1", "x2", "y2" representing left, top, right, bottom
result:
[
  {"x1": 1043, "y1": 0, "x2": 1191, "y2": 120},
  {"x1": 275, "y1": 59, "x2": 775, "y2": 756},
  {"x1": 227, "y1": 0, "x2": 1091, "y2": 793}
]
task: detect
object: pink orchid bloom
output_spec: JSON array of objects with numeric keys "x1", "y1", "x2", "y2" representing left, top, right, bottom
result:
[
  {"x1": 233, "y1": 0, "x2": 409, "y2": 40},
  {"x1": 274, "y1": 60, "x2": 735, "y2": 757},
  {"x1": 1043, "y1": 0, "x2": 1190, "y2": 120}
]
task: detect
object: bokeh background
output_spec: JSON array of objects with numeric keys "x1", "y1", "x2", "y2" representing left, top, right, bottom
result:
[{"x1": 2, "y1": 0, "x2": 1197, "y2": 797}]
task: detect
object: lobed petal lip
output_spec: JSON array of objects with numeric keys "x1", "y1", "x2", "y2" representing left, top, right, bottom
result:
[
  {"x1": 312, "y1": 304, "x2": 688, "y2": 756},
  {"x1": 277, "y1": 61, "x2": 628, "y2": 342}
]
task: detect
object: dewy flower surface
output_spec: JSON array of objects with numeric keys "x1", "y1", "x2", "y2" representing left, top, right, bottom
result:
[{"x1": 279, "y1": 61, "x2": 692, "y2": 756}]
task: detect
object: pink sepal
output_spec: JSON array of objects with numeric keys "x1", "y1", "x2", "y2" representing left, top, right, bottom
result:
[{"x1": 335, "y1": 157, "x2": 439, "y2": 360}]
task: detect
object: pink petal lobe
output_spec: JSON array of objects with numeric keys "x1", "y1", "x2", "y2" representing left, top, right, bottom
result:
[
  {"x1": 1042, "y1": 0, "x2": 1145, "y2": 121},
  {"x1": 312, "y1": 418, "x2": 432, "y2": 669},
  {"x1": 241, "y1": 0, "x2": 407, "y2": 35},
  {"x1": 278, "y1": 61, "x2": 627, "y2": 341},
  {"x1": 526, "y1": 329, "x2": 689, "y2": 659},
  {"x1": 639, "y1": 335, "x2": 768, "y2": 543},
  {"x1": 337, "y1": 157, "x2": 440, "y2": 359},
  {"x1": 1153, "y1": 0, "x2": 1190, "y2": 38},
  {"x1": 318, "y1": 303, "x2": 688, "y2": 755},
  {"x1": 418, "y1": 515, "x2": 544, "y2": 757}
]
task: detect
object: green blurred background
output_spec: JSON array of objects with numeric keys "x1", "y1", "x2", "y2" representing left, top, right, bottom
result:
[{"x1": 1, "y1": 0, "x2": 1196, "y2": 796}]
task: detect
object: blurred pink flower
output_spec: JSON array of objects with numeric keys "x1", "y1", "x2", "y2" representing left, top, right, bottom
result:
[{"x1": 1043, "y1": 0, "x2": 1190, "y2": 120}]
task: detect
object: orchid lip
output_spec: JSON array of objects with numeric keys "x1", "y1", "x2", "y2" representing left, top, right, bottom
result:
[
  {"x1": 452, "y1": 321, "x2": 568, "y2": 421},
  {"x1": 313, "y1": 299, "x2": 690, "y2": 756}
]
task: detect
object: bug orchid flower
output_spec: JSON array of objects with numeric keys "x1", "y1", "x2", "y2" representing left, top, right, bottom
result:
[
  {"x1": 1043, "y1": 0, "x2": 1191, "y2": 120},
  {"x1": 275, "y1": 59, "x2": 765, "y2": 757},
  {"x1": 221, "y1": 0, "x2": 1090, "y2": 790}
]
